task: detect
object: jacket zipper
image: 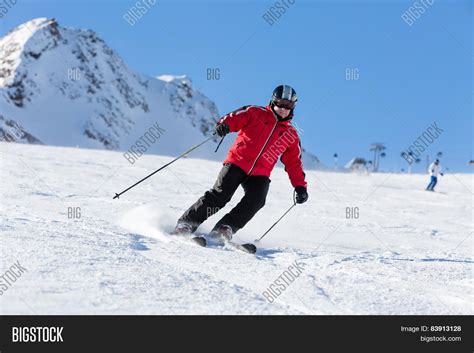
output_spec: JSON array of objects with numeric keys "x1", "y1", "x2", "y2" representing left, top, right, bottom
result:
[{"x1": 247, "y1": 119, "x2": 279, "y2": 175}]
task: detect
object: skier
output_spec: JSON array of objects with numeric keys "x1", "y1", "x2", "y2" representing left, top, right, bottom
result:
[
  {"x1": 426, "y1": 159, "x2": 443, "y2": 191},
  {"x1": 174, "y1": 84, "x2": 308, "y2": 243}
]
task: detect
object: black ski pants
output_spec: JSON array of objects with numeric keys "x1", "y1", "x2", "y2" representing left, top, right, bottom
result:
[{"x1": 178, "y1": 163, "x2": 270, "y2": 233}]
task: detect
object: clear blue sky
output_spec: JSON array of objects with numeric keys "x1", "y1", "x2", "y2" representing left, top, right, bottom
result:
[{"x1": 1, "y1": 0, "x2": 472, "y2": 172}]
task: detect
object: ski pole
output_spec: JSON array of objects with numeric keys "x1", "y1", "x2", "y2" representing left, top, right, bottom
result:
[
  {"x1": 214, "y1": 135, "x2": 225, "y2": 153},
  {"x1": 254, "y1": 192, "x2": 297, "y2": 243},
  {"x1": 113, "y1": 133, "x2": 216, "y2": 199}
]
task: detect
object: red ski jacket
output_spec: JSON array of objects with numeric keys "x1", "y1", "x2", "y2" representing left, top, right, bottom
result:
[{"x1": 218, "y1": 105, "x2": 307, "y2": 188}]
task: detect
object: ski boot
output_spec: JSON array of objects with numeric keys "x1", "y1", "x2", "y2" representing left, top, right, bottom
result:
[
  {"x1": 173, "y1": 221, "x2": 193, "y2": 235},
  {"x1": 209, "y1": 224, "x2": 234, "y2": 245},
  {"x1": 173, "y1": 222, "x2": 206, "y2": 247}
]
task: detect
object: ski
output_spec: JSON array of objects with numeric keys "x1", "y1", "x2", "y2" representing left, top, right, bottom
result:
[
  {"x1": 203, "y1": 233, "x2": 257, "y2": 254},
  {"x1": 170, "y1": 232, "x2": 207, "y2": 247},
  {"x1": 224, "y1": 241, "x2": 257, "y2": 254},
  {"x1": 170, "y1": 229, "x2": 256, "y2": 253},
  {"x1": 190, "y1": 236, "x2": 207, "y2": 247}
]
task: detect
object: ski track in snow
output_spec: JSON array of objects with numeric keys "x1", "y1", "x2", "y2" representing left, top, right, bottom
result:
[{"x1": 1, "y1": 143, "x2": 473, "y2": 314}]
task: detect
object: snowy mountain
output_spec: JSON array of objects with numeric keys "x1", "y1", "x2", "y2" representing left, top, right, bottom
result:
[
  {"x1": 0, "y1": 18, "x2": 321, "y2": 166},
  {"x1": 1, "y1": 142, "x2": 471, "y2": 314}
]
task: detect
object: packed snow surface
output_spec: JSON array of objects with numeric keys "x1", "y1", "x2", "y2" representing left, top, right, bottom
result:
[{"x1": 1, "y1": 142, "x2": 472, "y2": 314}]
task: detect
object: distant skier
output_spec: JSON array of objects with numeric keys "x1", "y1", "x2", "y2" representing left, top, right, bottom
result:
[
  {"x1": 174, "y1": 84, "x2": 308, "y2": 242},
  {"x1": 426, "y1": 159, "x2": 443, "y2": 191}
]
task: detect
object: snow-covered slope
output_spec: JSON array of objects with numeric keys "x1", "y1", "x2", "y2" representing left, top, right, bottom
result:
[
  {"x1": 1, "y1": 142, "x2": 472, "y2": 314},
  {"x1": 0, "y1": 18, "x2": 321, "y2": 166}
]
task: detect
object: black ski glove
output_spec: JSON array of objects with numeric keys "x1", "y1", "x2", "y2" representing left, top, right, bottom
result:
[
  {"x1": 295, "y1": 186, "x2": 308, "y2": 204},
  {"x1": 215, "y1": 123, "x2": 230, "y2": 137}
]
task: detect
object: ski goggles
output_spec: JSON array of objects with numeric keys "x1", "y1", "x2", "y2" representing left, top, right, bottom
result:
[{"x1": 273, "y1": 98, "x2": 296, "y2": 110}]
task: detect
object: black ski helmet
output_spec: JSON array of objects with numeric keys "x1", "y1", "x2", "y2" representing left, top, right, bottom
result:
[
  {"x1": 271, "y1": 84, "x2": 297, "y2": 106},
  {"x1": 270, "y1": 84, "x2": 297, "y2": 119}
]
